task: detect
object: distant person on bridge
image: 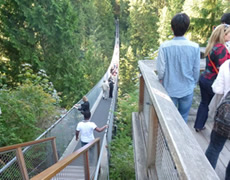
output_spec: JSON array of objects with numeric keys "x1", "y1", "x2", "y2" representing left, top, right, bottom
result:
[
  {"x1": 74, "y1": 96, "x2": 90, "y2": 115},
  {"x1": 109, "y1": 78, "x2": 114, "y2": 98},
  {"x1": 101, "y1": 80, "x2": 109, "y2": 100},
  {"x1": 156, "y1": 13, "x2": 200, "y2": 122},
  {"x1": 194, "y1": 24, "x2": 230, "y2": 132},
  {"x1": 75, "y1": 111, "x2": 108, "y2": 147}
]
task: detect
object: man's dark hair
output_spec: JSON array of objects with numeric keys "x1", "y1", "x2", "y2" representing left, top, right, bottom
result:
[
  {"x1": 221, "y1": 13, "x2": 230, "y2": 25},
  {"x1": 83, "y1": 111, "x2": 91, "y2": 120},
  {"x1": 171, "y1": 13, "x2": 190, "y2": 36}
]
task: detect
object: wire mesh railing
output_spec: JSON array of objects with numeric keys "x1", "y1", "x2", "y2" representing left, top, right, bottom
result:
[
  {"x1": 155, "y1": 125, "x2": 179, "y2": 180},
  {"x1": 0, "y1": 137, "x2": 58, "y2": 180},
  {"x1": 30, "y1": 138, "x2": 100, "y2": 180}
]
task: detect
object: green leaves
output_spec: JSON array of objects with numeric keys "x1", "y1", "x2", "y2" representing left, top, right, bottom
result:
[
  {"x1": 0, "y1": 0, "x2": 115, "y2": 107},
  {"x1": 0, "y1": 84, "x2": 57, "y2": 146}
]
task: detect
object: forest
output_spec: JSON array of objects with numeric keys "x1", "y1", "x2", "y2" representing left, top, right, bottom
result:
[{"x1": 0, "y1": 0, "x2": 230, "y2": 178}]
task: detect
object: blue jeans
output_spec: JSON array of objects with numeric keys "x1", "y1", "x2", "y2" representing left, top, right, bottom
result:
[
  {"x1": 171, "y1": 93, "x2": 193, "y2": 123},
  {"x1": 81, "y1": 141, "x2": 88, "y2": 147},
  {"x1": 194, "y1": 76, "x2": 214, "y2": 129},
  {"x1": 205, "y1": 130, "x2": 229, "y2": 180}
]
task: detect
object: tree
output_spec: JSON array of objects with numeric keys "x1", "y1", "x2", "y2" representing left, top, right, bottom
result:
[
  {"x1": 128, "y1": 1, "x2": 159, "y2": 57},
  {"x1": 183, "y1": 0, "x2": 230, "y2": 46}
]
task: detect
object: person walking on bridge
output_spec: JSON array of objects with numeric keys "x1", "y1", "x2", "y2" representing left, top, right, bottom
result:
[
  {"x1": 109, "y1": 78, "x2": 114, "y2": 98},
  {"x1": 74, "y1": 96, "x2": 90, "y2": 115},
  {"x1": 157, "y1": 13, "x2": 200, "y2": 122},
  {"x1": 101, "y1": 80, "x2": 109, "y2": 100},
  {"x1": 75, "y1": 111, "x2": 108, "y2": 147}
]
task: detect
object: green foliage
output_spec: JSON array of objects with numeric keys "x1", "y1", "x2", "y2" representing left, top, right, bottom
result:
[
  {"x1": 119, "y1": 45, "x2": 139, "y2": 95},
  {"x1": 109, "y1": 91, "x2": 138, "y2": 180},
  {"x1": 128, "y1": 1, "x2": 160, "y2": 57},
  {"x1": 0, "y1": 84, "x2": 57, "y2": 146},
  {"x1": 183, "y1": 0, "x2": 230, "y2": 46},
  {"x1": 0, "y1": 0, "x2": 115, "y2": 107},
  {"x1": 17, "y1": 63, "x2": 61, "y2": 104}
]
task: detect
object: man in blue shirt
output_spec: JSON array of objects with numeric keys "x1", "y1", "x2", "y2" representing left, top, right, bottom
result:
[{"x1": 157, "y1": 13, "x2": 200, "y2": 122}]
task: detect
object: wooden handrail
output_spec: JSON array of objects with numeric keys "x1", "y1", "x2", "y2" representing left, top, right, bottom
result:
[
  {"x1": 31, "y1": 138, "x2": 100, "y2": 180},
  {"x1": 136, "y1": 60, "x2": 219, "y2": 179},
  {"x1": 0, "y1": 137, "x2": 56, "y2": 152}
]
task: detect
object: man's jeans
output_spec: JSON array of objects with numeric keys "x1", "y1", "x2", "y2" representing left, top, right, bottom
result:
[
  {"x1": 205, "y1": 130, "x2": 229, "y2": 180},
  {"x1": 171, "y1": 93, "x2": 193, "y2": 122}
]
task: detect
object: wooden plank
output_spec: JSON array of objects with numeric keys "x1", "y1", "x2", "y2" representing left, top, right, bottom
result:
[
  {"x1": 187, "y1": 122, "x2": 229, "y2": 180},
  {"x1": 202, "y1": 123, "x2": 230, "y2": 168},
  {"x1": 0, "y1": 137, "x2": 56, "y2": 152},
  {"x1": 139, "y1": 75, "x2": 144, "y2": 113},
  {"x1": 132, "y1": 112, "x2": 148, "y2": 180},
  {"x1": 146, "y1": 106, "x2": 158, "y2": 168}
]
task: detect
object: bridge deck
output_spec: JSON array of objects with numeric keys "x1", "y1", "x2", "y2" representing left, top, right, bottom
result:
[
  {"x1": 188, "y1": 111, "x2": 230, "y2": 180},
  {"x1": 71, "y1": 97, "x2": 112, "y2": 166}
]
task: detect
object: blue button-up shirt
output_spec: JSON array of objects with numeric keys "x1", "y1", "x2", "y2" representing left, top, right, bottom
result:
[{"x1": 157, "y1": 36, "x2": 200, "y2": 98}]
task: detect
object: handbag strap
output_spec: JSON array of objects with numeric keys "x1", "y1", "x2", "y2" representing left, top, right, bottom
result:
[{"x1": 208, "y1": 53, "x2": 219, "y2": 74}]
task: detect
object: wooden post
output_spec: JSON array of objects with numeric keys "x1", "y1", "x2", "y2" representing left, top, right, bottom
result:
[
  {"x1": 16, "y1": 147, "x2": 29, "y2": 180},
  {"x1": 84, "y1": 151, "x2": 90, "y2": 180},
  {"x1": 139, "y1": 75, "x2": 144, "y2": 113},
  {"x1": 51, "y1": 138, "x2": 59, "y2": 163},
  {"x1": 146, "y1": 105, "x2": 158, "y2": 168}
]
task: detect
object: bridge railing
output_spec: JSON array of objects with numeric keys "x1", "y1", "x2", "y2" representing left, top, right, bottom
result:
[
  {"x1": 0, "y1": 137, "x2": 58, "y2": 180},
  {"x1": 132, "y1": 60, "x2": 219, "y2": 179},
  {"x1": 30, "y1": 138, "x2": 100, "y2": 180},
  {"x1": 0, "y1": 19, "x2": 119, "y2": 180}
]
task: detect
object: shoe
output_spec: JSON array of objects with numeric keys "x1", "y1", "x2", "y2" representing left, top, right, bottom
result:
[{"x1": 195, "y1": 127, "x2": 206, "y2": 132}]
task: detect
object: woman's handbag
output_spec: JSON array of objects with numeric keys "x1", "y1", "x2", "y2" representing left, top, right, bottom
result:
[{"x1": 208, "y1": 54, "x2": 219, "y2": 74}]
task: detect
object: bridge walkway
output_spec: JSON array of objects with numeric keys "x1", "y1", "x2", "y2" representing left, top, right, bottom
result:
[{"x1": 188, "y1": 108, "x2": 230, "y2": 180}]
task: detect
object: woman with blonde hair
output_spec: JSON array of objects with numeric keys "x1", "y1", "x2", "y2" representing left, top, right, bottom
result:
[
  {"x1": 194, "y1": 24, "x2": 230, "y2": 132},
  {"x1": 74, "y1": 96, "x2": 90, "y2": 114}
]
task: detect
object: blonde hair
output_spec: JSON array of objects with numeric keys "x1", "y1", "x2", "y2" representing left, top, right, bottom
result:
[
  {"x1": 82, "y1": 96, "x2": 88, "y2": 102},
  {"x1": 205, "y1": 24, "x2": 230, "y2": 56}
]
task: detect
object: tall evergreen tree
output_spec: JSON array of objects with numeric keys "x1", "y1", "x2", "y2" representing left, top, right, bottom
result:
[{"x1": 128, "y1": 1, "x2": 159, "y2": 57}]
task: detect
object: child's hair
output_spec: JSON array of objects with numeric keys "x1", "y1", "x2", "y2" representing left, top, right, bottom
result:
[
  {"x1": 83, "y1": 111, "x2": 91, "y2": 120},
  {"x1": 82, "y1": 96, "x2": 88, "y2": 102}
]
